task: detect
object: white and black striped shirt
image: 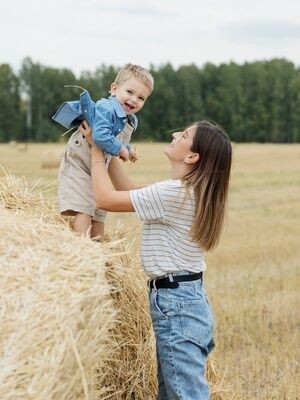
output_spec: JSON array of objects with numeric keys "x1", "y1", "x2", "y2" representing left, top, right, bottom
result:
[{"x1": 129, "y1": 179, "x2": 206, "y2": 277}]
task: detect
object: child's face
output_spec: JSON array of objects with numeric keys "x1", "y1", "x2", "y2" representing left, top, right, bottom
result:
[{"x1": 110, "y1": 78, "x2": 151, "y2": 115}]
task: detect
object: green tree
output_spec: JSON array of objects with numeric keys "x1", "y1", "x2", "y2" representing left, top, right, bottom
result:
[
  {"x1": 140, "y1": 64, "x2": 178, "y2": 141},
  {"x1": 0, "y1": 64, "x2": 22, "y2": 142},
  {"x1": 1, "y1": 58, "x2": 299, "y2": 143},
  {"x1": 20, "y1": 57, "x2": 77, "y2": 141},
  {"x1": 78, "y1": 64, "x2": 118, "y2": 100},
  {"x1": 264, "y1": 59, "x2": 297, "y2": 142}
]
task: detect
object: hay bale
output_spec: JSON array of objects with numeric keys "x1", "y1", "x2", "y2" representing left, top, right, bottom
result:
[
  {"x1": 0, "y1": 168, "x2": 62, "y2": 224},
  {"x1": 41, "y1": 150, "x2": 63, "y2": 169},
  {"x1": 0, "y1": 207, "x2": 118, "y2": 400},
  {"x1": 99, "y1": 232, "x2": 158, "y2": 399},
  {"x1": 17, "y1": 143, "x2": 28, "y2": 152},
  {"x1": 0, "y1": 167, "x2": 230, "y2": 400},
  {"x1": 9, "y1": 140, "x2": 17, "y2": 148},
  {"x1": 0, "y1": 168, "x2": 119, "y2": 400}
]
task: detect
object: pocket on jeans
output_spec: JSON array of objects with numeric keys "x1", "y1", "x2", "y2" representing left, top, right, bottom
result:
[
  {"x1": 151, "y1": 290, "x2": 170, "y2": 319},
  {"x1": 177, "y1": 295, "x2": 214, "y2": 351}
]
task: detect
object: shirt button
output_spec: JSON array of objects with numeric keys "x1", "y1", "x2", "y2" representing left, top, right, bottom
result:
[
  {"x1": 118, "y1": 129, "x2": 121, "y2": 132},
  {"x1": 84, "y1": 109, "x2": 87, "y2": 113}
]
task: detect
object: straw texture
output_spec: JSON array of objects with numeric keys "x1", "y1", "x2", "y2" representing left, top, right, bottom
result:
[
  {"x1": 0, "y1": 170, "x2": 117, "y2": 400},
  {"x1": 99, "y1": 233, "x2": 158, "y2": 399}
]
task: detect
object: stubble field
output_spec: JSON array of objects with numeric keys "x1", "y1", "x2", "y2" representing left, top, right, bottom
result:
[{"x1": 1, "y1": 142, "x2": 299, "y2": 399}]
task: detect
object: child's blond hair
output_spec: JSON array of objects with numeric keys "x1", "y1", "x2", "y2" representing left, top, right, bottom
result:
[{"x1": 114, "y1": 63, "x2": 154, "y2": 93}]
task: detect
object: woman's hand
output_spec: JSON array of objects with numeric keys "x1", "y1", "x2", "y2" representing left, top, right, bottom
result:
[
  {"x1": 79, "y1": 120, "x2": 93, "y2": 146},
  {"x1": 119, "y1": 145, "x2": 130, "y2": 162},
  {"x1": 129, "y1": 147, "x2": 139, "y2": 163}
]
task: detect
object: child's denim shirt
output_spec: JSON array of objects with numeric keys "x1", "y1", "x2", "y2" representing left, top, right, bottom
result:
[{"x1": 52, "y1": 91, "x2": 138, "y2": 156}]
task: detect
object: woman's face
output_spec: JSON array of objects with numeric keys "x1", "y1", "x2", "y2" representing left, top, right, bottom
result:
[{"x1": 164, "y1": 125, "x2": 197, "y2": 162}]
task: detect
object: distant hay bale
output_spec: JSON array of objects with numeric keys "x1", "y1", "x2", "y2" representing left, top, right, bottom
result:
[
  {"x1": 0, "y1": 167, "x2": 229, "y2": 400},
  {"x1": 41, "y1": 150, "x2": 63, "y2": 169},
  {"x1": 17, "y1": 143, "x2": 28, "y2": 152},
  {"x1": 9, "y1": 140, "x2": 17, "y2": 148}
]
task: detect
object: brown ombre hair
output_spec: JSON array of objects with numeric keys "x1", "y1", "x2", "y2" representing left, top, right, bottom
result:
[{"x1": 181, "y1": 120, "x2": 232, "y2": 251}]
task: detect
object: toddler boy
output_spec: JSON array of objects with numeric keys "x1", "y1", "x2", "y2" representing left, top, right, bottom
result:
[{"x1": 52, "y1": 64, "x2": 153, "y2": 240}]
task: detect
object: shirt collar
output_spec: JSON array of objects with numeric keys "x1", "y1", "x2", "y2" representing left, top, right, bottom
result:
[
  {"x1": 108, "y1": 96, "x2": 138, "y2": 127},
  {"x1": 109, "y1": 95, "x2": 127, "y2": 118}
]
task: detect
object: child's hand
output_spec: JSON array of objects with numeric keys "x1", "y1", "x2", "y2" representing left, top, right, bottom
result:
[
  {"x1": 79, "y1": 120, "x2": 93, "y2": 145},
  {"x1": 119, "y1": 146, "x2": 130, "y2": 162},
  {"x1": 129, "y1": 147, "x2": 139, "y2": 163}
]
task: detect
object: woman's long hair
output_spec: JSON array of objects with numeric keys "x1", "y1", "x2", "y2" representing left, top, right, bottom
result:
[{"x1": 181, "y1": 120, "x2": 232, "y2": 251}]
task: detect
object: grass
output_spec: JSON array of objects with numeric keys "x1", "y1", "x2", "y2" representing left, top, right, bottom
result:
[{"x1": 1, "y1": 141, "x2": 300, "y2": 399}]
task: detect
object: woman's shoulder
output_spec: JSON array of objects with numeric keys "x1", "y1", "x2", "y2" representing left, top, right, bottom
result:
[
  {"x1": 157, "y1": 179, "x2": 183, "y2": 187},
  {"x1": 155, "y1": 179, "x2": 185, "y2": 195},
  {"x1": 157, "y1": 179, "x2": 194, "y2": 201}
]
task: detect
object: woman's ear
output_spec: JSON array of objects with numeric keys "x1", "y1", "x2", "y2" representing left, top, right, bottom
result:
[
  {"x1": 184, "y1": 152, "x2": 200, "y2": 164},
  {"x1": 110, "y1": 82, "x2": 117, "y2": 95}
]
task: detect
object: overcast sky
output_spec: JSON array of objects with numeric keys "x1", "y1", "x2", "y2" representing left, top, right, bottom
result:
[{"x1": 2, "y1": 0, "x2": 300, "y2": 76}]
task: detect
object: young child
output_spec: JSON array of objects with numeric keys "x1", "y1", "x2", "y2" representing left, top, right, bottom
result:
[{"x1": 52, "y1": 64, "x2": 153, "y2": 240}]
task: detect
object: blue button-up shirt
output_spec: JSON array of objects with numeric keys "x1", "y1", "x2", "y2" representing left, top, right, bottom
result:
[{"x1": 52, "y1": 91, "x2": 138, "y2": 156}]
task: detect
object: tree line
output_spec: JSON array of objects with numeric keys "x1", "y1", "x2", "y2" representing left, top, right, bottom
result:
[{"x1": 1, "y1": 57, "x2": 300, "y2": 143}]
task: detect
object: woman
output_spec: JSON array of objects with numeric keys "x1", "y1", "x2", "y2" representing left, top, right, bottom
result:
[{"x1": 81, "y1": 120, "x2": 232, "y2": 400}]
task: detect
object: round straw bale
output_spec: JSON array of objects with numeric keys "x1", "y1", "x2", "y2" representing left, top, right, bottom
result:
[
  {"x1": 0, "y1": 168, "x2": 62, "y2": 224},
  {"x1": 98, "y1": 234, "x2": 158, "y2": 399},
  {"x1": 9, "y1": 140, "x2": 17, "y2": 147},
  {"x1": 17, "y1": 143, "x2": 28, "y2": 152},
  {"x1": 0, "y1": 208, "x2": 117, "y2": 400},
  {"x1": 41, "y1": 149, "x2": 63, "y2": 169}
]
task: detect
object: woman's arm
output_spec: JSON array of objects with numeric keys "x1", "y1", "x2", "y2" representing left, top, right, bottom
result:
[
  {"x1": 91, "y1": 145, "x2": 135, "y2": 212},
  {"x1": 108, "y1": 157, "x2": 138, "y2": 191},
  {"x1": 80, "y1": 120, "x2": 138, "y2": 212}
]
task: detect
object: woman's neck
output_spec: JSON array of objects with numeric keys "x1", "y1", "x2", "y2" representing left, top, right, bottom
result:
[{"x1": 170, "y1": 162, "x2": 190, "y2": 180}]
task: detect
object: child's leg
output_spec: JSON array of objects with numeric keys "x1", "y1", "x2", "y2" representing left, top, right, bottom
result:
[
  {"x1": 91, "y1": 221, "x2": 104, "y2": 242},
  {"x1": 73, "y1": 212, "x2": 92, "y2": 236},
  {"x1": 59, "y1": 130, "x2": 95, "y2": 238}
]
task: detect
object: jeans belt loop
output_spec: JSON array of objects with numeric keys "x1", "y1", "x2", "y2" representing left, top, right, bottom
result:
[{"x1": 152, "y1": 278, "x2": 158, "y2": 291}]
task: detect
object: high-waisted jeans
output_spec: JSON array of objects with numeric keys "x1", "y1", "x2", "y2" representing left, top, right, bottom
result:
[{"x1": 149, "y1": 275, "x2": 215, "y2": 400}]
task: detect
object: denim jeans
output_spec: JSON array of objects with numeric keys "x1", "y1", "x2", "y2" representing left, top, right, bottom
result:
[{"x1": 149, "y1": 274, "x2": 215, "y2": 400}]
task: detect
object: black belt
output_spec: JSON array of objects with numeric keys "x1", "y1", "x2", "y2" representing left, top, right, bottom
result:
[{"x1": 149, "y1": 272, "x2": 203, "y2": 290}]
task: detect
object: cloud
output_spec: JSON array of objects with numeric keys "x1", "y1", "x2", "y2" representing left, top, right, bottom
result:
[
  {"x1": 91, "y1": 1, "x2": 178, "y2": 17},
  {"x1": 222, "y1": 19, "x2": 300, "y2": 43}
]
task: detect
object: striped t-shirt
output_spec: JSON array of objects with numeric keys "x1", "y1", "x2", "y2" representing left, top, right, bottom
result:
[{"x1": 129, "y1": 179, "x2": 206, "y2": 277}]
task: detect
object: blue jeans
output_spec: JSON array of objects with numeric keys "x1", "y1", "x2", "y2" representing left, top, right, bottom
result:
[{"x1": 149, "y1": 274, "x2": 215, "y2": 400}]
